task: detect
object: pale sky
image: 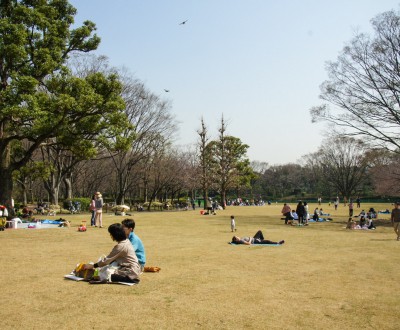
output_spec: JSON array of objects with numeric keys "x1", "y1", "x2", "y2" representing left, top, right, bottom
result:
[{"x1": 69, "y1": 0, "x2": 399, "y2": 165}]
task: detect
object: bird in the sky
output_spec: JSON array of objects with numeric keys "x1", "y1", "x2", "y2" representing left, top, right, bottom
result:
[
  {"x1": 179, "y1": 19, "x2": 188, "y2": 25},
  {"x1": 164, "y1": 89, "x2": 170, "y2": 92}
]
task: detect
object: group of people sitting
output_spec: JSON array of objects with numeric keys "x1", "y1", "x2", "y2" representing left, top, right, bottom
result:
[
  {"x1": 81, "y1": 218, "x2": 146, "y2": 284},
  {"x1": 354, "y1": 208, "x2": 377, "y2": 219},
  {"x1": 346, "y1": 216, "x2": 376, "y2": 230},
  {"x1": 281, "y1": 202, "x2": 332, "y2": 226}
]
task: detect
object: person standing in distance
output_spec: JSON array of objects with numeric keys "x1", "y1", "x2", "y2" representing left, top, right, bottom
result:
[
  {"x1": 94, "y1": 192, "x2": 104, "y2": 228},
  {"x1": 89, "y1": 194, "x2": 96, "y2": 226},
  {"x1": 230, "y1": 215, "x2": 236, "y2": 232},
  {"x1": 390, "y1": 202, "x2": 400, "y2": 241}
]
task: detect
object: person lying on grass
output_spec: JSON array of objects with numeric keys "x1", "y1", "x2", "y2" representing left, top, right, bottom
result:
[
  {"x1": 83, "y1": 223, "x2": 141, "y2": 283},
  {"x1": 231, "y1": 230, "x2": 285, "y2": 245}
]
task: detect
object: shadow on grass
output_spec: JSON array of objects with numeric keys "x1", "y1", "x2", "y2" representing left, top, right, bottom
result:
[{"x1": 369, "y1": 238, "x2": 397, "y2": 241}]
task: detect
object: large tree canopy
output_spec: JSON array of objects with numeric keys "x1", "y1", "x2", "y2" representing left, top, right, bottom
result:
[
  {"x1": 310, "y1": 9, "x2": 400, "y2": 152},
  {"x1": 0, "y1": 0, "x2": 131, "y2": 206}
]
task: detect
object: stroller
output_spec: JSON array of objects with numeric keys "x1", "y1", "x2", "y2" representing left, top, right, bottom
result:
[{"x1": 68, "y1": 201, "x2": 81, "y2": 214}]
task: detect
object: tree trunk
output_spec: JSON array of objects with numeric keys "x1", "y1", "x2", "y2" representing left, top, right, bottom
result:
[
  {"x1": 63, "y1": 176, "x2": 72, "y2": 200},
  {"x1": 203, "y1": 189, "x2": 208, "y2": 210},
  {"x1": 45, "y1": 186, "x2": 59, "y2": 205},
  {"x1": 44, "y1": 173, "x2": 60, "y2": 205},
  {"x1": 115, "y1": 172, "x2": 126, "y2": 205},
  {"x1": 0, "y1": 167, "x2": 14, "y2": 216},
  {"x1": 143, "y1": 180, "x2": 148, "y2": 203},
  {"x1": 22, "y1": 189, "x2": 27, "y2": 206},
  {"x1": 116, "y1": 192, "x2": 124, "y2": 205},
  {"x1": 221, "y1": 190, "x2": 226, "y2": 209}
]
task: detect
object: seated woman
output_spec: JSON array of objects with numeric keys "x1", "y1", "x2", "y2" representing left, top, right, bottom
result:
[
  {"x1": 232, "y1": 230, "x2": 285, "y2": 245},
  {"x1": 353, "y1": 216, "x2": 369, "y2": 230},
  {"x1": 359, "y1": 216, "x2": 367, "y2": 227},
  {"x1": 319, "y1": 208, "x2": 330, "y2": 216},
  {"x1": 84, "y1": 223, "x2": 141, "y2": 283},
  {"x1": 346, "y1": 218, "x2": 356, "y2": 229},
  {"x1": 368, "y1": 208, "x2": 377, "y2": 218},
  {"x1": 313, "y1": 208, "x2": 320, "y2": 221},
  {"x1": 367, "y1": 218, "x2": 376, "y2": 230}
]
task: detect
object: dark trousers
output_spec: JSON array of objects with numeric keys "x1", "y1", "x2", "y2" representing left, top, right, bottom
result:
[
  {"x1": 110, "y1": 274, "x2": 138, "y2": 283},
  {"x1": 284, "y1": 212, "x2": 293, "y2": 224},
  {"x1": 253, "y1": 230, "x2": 264, "y2": 240},
  {"x1": 90, "y1": 210, "x2": 96, "y2": 226},
  {"x1": 253, "y1": 230, "x2": 277, "y2": 245}
]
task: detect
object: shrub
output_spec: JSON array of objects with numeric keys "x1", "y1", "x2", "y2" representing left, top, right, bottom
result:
[{"x1": 63, "y1": 198, "x2": 91, "y2": 211}]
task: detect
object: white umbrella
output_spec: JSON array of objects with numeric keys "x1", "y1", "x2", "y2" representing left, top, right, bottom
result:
[{"x1": 111, "y1": 205, "x2": 130, "y2": 212}]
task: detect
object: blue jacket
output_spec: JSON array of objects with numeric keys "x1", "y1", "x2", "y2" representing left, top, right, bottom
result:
[{"x1": 128, "y1": 232, "x2": 146, "y2": 266}]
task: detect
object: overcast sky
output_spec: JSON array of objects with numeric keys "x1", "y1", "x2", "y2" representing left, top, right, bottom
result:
[{"x1": 69, "y1": 0, "x2": 399, "y2": 165}]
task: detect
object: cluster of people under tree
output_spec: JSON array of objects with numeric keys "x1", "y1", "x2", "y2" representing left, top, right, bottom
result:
[
  {"x1": 34, "y1": 202, "x2": 49, "y2": 215},
  {"x1": 204, "y1": 198, "x2": 220, "y2": 215},
  {"x1": 226, "y1": 198, "x2": 265, "y2": 206}
]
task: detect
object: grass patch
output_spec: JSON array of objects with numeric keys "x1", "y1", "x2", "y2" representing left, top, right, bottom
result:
[{"x1": 0, "y1": 203, "x2": 397, "y2": 329}]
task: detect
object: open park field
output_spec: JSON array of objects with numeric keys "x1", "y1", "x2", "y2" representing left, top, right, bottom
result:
[{"x1": 0, "y1": 202, "x2": 398, "y2": 329}]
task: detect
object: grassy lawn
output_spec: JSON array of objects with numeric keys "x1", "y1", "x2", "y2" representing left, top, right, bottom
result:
[{"x1": 0, "y1": 202, "x2": 397, "y2": 329}]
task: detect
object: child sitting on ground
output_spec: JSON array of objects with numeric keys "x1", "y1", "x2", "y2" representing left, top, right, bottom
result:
[{"x1": 346, "y1": 217, "x2": 356, "y2": 229}]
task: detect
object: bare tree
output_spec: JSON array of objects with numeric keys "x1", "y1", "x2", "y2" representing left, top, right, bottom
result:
[
  {"x1": 367, "y1": 149, "x2": 400, "y2": 196},
  {"x1": 250, "y1": 161, "x2": 269, "y2": 175},
  {"x1": 310, "y1": 9, "x2": 400, "y2": 152},
  {"x1": 316, "y1": 136, "x2": 370, "y2": 200},
  {"x1": 144, "y1": 146, "x2": 187, "y2": 210},
  {"x1": 107, "y1": 74, "x2": 177, "y2": 205},
  {"x1": 72, "y1": 157, "x2": 111, "y2": 199},
  {"x1": 261, "y1": 164, "x2": 305, "y2": 198}
]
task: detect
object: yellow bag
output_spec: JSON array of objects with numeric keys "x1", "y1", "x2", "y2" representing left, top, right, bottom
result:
[{"x1": 74, "y1": 263, "x2": 94, "y2": 280}]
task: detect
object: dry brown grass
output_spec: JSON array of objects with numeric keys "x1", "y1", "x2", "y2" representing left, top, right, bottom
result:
[{"x1": 0, "y1": 202, "x2": 398, "y2": 329}]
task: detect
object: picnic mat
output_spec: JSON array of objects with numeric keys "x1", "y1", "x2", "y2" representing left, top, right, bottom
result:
[
  {"x1": 64, "y1": 274, "x2": 137, "y2": 286},
  {"x1": 228, "y1": 242, "x2": 280, "y2": 246}
]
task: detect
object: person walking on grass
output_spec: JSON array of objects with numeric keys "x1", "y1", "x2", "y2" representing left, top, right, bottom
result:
[{"x1": 391, "y1": 202, "x2": 400, "y2": 241}]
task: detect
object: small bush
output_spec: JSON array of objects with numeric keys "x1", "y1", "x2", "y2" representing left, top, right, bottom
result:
[{"x1": 63, "y1": 198, "x2": 91, "y2": 211}]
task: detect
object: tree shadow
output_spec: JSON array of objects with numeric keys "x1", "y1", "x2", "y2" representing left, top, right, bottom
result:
[{"x1": 369, "y1": 238, "x2": 396, "y2": 241}]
